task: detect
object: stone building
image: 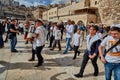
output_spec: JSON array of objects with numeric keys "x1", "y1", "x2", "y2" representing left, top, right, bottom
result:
[
  {"x1": 32, "y1": 6, "x2": 47, "y2": 19},
  {"x1": 98, "y1": 0, "x2": 120, "y2": 25},
  {"x1": 0, "y1": 0, "x2": 19, "y2": 6},
  {"x1": 43, "y1": 0, "x2": 99, "y2": 25},
  {"x1": 0, "y1": 0, "x2": 32, "y2": 20}
]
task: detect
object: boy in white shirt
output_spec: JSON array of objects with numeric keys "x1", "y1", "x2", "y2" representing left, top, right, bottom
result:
[
  {"x1": 31, "y1": 19, "x2": 46, "y2": 67},
  {"x1": 50, "y1": 25, "x2": 61, "y2": 51},
  {"x1": 72, "y1": 29, "x2": 82, "y2": 59}
]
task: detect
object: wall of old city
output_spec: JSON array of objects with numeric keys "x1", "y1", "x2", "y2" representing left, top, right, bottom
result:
[
  {"x1": 32, "y1": 7, "x2": 45, "y2": 19},
  {"x1": 98, "y1": 0, "x2": 120, "y2": 25},
  {"x1": 42, "y1": 0, "x2": 120, "y2": 25},
  {"x1": 42, "y1": 0, "x2": 99, "y2": 25}
]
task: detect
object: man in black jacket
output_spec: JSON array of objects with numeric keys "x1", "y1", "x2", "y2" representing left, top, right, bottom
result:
[{"x1": 74, "y1": 25, "x2": 101, "y2": 78}]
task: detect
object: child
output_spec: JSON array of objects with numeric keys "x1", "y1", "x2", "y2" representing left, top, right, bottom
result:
[
  {"x1": 72, "y1": 29, "x2": 82, "y2": 59},
  {"x1": 50, "y1": 25, "x2": 61, "y2": 51}
]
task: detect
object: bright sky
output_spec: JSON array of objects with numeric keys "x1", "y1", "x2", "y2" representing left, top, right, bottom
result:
[
  {"x1": 14, "y1": 0, "x2": 80, "y2": 7},
  {"x1": 14, "y1": 0, "x2": 51, "y2": 7}
]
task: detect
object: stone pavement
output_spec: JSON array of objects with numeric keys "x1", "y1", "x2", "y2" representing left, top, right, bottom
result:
[{"x1": 0, "y1": 34, "x2": 113, "y2": 80}]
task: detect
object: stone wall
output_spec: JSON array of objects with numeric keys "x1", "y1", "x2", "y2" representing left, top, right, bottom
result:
[{"x1": 98, "y1": 0, "x2": 120, "y2": 25}]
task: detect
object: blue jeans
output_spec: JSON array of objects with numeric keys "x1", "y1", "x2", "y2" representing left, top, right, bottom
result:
[
  {"x1": 63, "y1": 38, "x2": 73, "y2": 54},
  {"x1": 10, "y1": 36, "x2": 17, "y2": 51},
  {"x1": 0, "y1": 34, "x2": 4, "y2": 46},
  {"x1": 105, "y1": 62, "x2": 120, "y2": 80}
]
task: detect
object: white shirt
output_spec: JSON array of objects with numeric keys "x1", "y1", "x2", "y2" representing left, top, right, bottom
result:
[
  {"x1": 19, "y1": 23, "x2": 24, "y2": 28},
  {"x1": 50, "y1": 26, "x2": 54, "y2": 36},
  {"x1": 53, "y1": 26, "x2": 56, "y2": 37},
  {"x1": 32, "y1": 37, "x2": 36, "y2": 50},
  {"x1": 73, "y1": 33, "x2": 82, "y2": 46},
  {"x1": 101, "y1": 36, "x2": 120, "y2": 63},
  {"x1": 66, "y1": 24, "x2": 74, "y2": 38},
  {"x1": 86, "y1": 34, "x2": 100, "y2": 51},
  {"x1": 35, "y1": 26, "x2": 46, "y2": 47},
  {"x1": 54, "y1": 30, "x2": 61, "y2": 40}
]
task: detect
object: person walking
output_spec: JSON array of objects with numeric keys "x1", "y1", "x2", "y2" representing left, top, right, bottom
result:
[
  {"x1": 63, "y1": 19, "x2": 74, "y2": 54},
  {"x1": 74, "y1": 25, "x2": 101, "y2": 77},
  {"x1": 72, "y1": 29, "x2": 82, "y2": 59},
  {"x1": 50, "y1": 25, "x2": 61, "y2": 51},
  {"x1": 9, "y1": 19, "x2": 20, "y2": 52},
  {"x1": 33, "y1": 19, "x2": 46, "y2": 67},
  {"x1": 99, "y1": 25, "x2": 120, "y2": 80}
]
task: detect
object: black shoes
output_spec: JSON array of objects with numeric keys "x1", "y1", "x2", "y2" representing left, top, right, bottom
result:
[
  {"x1": 50, "y1": 48, "x2": 54, "y2": 50},
  {"x1": 28, "y1": 58, "x2": 35, "y2": 61},
  {"x1": 74, "y1": 73, "x2": 83, "y2": 78},
  {"x1": 48, "y1": 46, "x2": 51, "y2": 48},
  {"x1": 11, "y1": 49, "x2": 18, "y2": 52},
  {"x1": 34, "y1": 60, "x2": 44, "y2": 67},
  {"x1": 93, "y1": 73, "x2": 98, "y2": 76},
  {"x1": 73, "y1": 57, "x2": 76, "y2": 60},
  {"x1": 34, "y1": 63, "x2": 42, "y2": 67},
  {"x1": 74, "y1": 73, "x2": 98, "y2": 78}
]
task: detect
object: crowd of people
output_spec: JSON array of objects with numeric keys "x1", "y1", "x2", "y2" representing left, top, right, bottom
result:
[{"x1": 0, "y1": 18, "x2": 120, "y2": 80}]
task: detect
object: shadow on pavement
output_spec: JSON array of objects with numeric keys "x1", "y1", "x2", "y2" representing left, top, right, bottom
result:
[
  {"x1": 0, "y1": 61, "x2": 51, "y2": 74},
  {"x1": 50, "y1": 72, "x2": 77, "y2": 80}
]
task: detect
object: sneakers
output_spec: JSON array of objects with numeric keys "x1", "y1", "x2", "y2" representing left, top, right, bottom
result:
[{"x1": 74, "y1": 73, "x2": 83, "y2": 78}]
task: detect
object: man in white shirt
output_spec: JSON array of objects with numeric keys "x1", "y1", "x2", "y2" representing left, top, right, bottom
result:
[
  {"x1": 99, "y1": 25, "x2": 120, "y2": 80},
  {"x1": 33, "y1": 19, "x2": 46, "y2": 67},
  {"x1": 63, "y1": 19, "x2": 74, "y2": 54}
]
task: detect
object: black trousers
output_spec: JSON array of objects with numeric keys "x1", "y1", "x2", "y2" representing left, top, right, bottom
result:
[
  {"x1": 73, "y1": 45, "x2": 80, "y2": 59},
  {"x1": 61, "y1": 31, "x2": 63, "y2": 40},
  {"x1": 35, "y1": 45, "x2": 44, "y2": 64},
  {"x1": 31, "y1": 48, "x2": 36, "y2": 60},
  {"x1": 47, "y1": 31, "x2": 50, "y2": 41},
  {"x1": 52, "y1": 40, "x2": 61, "y2": 50},
  {"x1": 49, "y1": 36, "x2": 54, "y2": 47},
  {"x1": 79, "y1": 53, "x2": 99, "y2": 75},
  {"x1": 4, "y1": 32, "x2": 9, "y2": 42}
]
